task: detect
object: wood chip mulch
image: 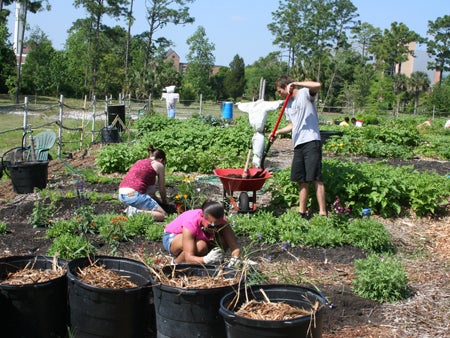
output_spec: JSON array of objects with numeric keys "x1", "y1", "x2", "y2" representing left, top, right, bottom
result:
[
  {"x1": 236, "y1": 299, "x2": 318, "y2": 320},
  {"x1": 1, "y1": 268, "x2": 64, "y2": 285},
  {"x1": 151, "y1": 266, "x2": 241, "y2": 289},
  {"x1": 76, "y1": 264, "x2": 137, "y2": 289}
]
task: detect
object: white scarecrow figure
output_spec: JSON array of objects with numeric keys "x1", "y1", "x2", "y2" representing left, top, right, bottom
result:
[
  {"x1": 237, "y1": 99, "x2": 283, "y2": 168},
  {"x1": 161, "y1": 85, "x2": 179, "y2": 118}
]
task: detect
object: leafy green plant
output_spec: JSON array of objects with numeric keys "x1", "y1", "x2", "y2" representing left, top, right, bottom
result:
[
  {"x1": 98, "y1": 215, "x2": 129, "y2": 255},
  {"x1": 74, "y1": 205, "x2": 96, "y2": 234},
  {"x1": 124, "y1": 212, "x2": 156, "y2": 236},
  {"x1": 46, "y1": 219, "x2": 77, "y2": 238},
  {"x1": 0, "y1": 221, "x2": 7, "y2": 234},
  {"x1": 30, "y1": 199, "x2": 56, "y2": 228},
  {"x1": 353, "y1": 253, "x2": 409, "y2": 302},
  {"x1": 47, "y1": 233, "x2": 97, "y2": 260},
  {"x1": 302, "y1": 215, "x2": 346, "y2": 247},
  {"x1": 346, "y1": 218, "x2": 394, "y2": 253},
  {"x1": 173, "y1": 174, "x2": 206, "y2": 210},
  {"x1": 144, "y1": 224, "x2": 165, "y2": 241}
]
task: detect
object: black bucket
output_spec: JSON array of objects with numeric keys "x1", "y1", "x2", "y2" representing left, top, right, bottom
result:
[
  {"x1": 0, "y1": 255, "x2": 68, "y2": 338},
  {"x1": 219, "y1": 284, "x2": 328, "y2": 338},
  {"x1": 101, "y1": 126, "x2": 121, "y2": 144},
  {"x1": 107, "y1": 104, "x2": 126, "y2": 131},
  {"x1": 151, "y1": 264, "x2": 241, "y2": 338},
  {"x1": 319, "y1": 130, "x2": 343, "y2": 146},
  {"x1": 67, "y1": 256, "x2": 154, "y2": 338},
  {"x1": 7, "y1": 160, "x2": 49, "y2": 194}
]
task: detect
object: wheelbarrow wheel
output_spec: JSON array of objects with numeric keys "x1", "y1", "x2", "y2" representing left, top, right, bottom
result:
[{"x1": 238, "y1": 192, "x2": 250, "y2": 212}]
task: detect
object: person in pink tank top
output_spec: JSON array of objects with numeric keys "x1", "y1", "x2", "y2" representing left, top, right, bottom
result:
[
  {"x1": 118, "y1": 145, "x2": 167, "y2": 221},
  {"x1": 162, "y1": 201, "x2": 240, "y2": 264}
]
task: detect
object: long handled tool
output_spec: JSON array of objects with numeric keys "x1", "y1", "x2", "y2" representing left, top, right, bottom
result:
[{"x1": 259, "y1": 93, "x2": 291, "y2": 170}]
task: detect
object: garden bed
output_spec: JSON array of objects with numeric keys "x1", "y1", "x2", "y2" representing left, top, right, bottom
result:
[{"x1": 0, "y1": 140, "x2": 449, "y2": 337}]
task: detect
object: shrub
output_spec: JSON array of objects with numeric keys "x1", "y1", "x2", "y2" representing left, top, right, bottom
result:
[
  {"x1": 353, "y1": 253, "x2": 409, "y2": 302},
  {"x1": 47, "y1": 233, "x2": 96, "y2": 260},
  {"x1": 346, "y1": 218, "x2": 394, "y2": 253}
]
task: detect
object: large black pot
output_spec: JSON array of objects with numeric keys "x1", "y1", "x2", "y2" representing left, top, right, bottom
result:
[
  {"x1": 67, "y1": 256, "x2": 154, "y2": 338},
  {"x1": 0, "y1": 255, "x2": 68, "y2": 338},
  {"x1": 220, "y1": 284, "x2": 328, "y2": 338},
  {"x1": 6, "y1": 160, "x2": 49, "y2": 194},
  {"x1": 151, "y1": 264, "x2": 241, "y2": 338}
]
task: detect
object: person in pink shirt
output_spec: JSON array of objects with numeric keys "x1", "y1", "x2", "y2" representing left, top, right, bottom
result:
[
  {"x1": 163, "y1": 201, "x2": 240, "y2": 264},
  {"x1": 118, "y1": 146, "x2": 167, "y2": 221}
]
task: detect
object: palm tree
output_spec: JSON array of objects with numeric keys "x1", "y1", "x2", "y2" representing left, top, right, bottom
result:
[{"x1": 408, "y1": 71, "x2": 430, "y2": 115}]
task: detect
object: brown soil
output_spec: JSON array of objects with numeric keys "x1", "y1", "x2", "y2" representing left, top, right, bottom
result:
[{"x1": 0, "y1": 139, "x2": 449, "y2": 337}]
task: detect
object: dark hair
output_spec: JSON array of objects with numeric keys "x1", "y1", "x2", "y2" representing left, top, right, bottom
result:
[
  {"x1": 148, "y1": 145, "x2": 166, "y2": 162},
  {"x1": 275, "y1": 75, "x2": 294, "y2": 89},
  {"x1": 202, "y1": 200, "x2": 224, "y2": 219}
]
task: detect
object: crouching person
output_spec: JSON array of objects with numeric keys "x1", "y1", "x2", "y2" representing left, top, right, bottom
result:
[{"x1": 162, "y1": 200, "x2": 240, "y2": 264}]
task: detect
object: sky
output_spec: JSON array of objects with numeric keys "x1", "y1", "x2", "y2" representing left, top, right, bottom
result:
[{"x1": 6, "y1": 0, "x2": 450, "y2": 66}]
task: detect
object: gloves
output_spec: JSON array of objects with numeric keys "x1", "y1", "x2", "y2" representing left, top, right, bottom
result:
[
  {"x1": 203, "y1": 247, "x2": 224, "y2": 265},
  {"x1": 226, "y1": 256, "x2": 241, "y2": 268},
  {"x1": 226, "y1": 257, "x2": 258, "y2": 268}
]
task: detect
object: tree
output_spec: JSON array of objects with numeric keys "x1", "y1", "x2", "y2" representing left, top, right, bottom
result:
[
  {"x1": 209, "y1": 66, "x2": 229, "y2": 101},
  {"x1": 427, "y1": 15, "x2": 450, "y2": 85},
  {"x1": 350, "y1": 21, "x2": 381, "y2": 62},
  {"x1": 0, "y1": 15, "x2": 16, "y2": 94},
  {"x1": 268, "y1": 0, "x2": 358, "y2": 107},
  {"x1": 143, "y1": 0, "x2": 195, "y2": 68},
  {"x1": 21, "y1": 27, "x2": 55, "y2": 96},
  {"x1": 408, "y1": 71, "x2": 430, "y2": 115},
  {"x1": 224, "y1": 54, "x2": 245, "y2": 101},
  {"x1": 73, "y1": 0, "x2": 128, "y2": 97},
  {"x1": 245, "y1": 52, "x2": 287, "y2": 100},
  {"x1": 369, "y1": 22, "x2": 422, "y2": 76},
  {"x1": 11, "y1": 0, "x2": 50, "y2": 102},
  {"x1": 426, "y1": 77, "x2": 450, "y2": 113},
  {"x1": 183, "y1": 26, "x2": 215, "y2": 99}
]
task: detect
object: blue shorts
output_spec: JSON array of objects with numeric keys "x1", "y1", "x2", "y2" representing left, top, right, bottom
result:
[
  {"x1": 162, "y1": 232, "x2": 177, "y2": 254},
  {"x1": 119, "y1": 190, "x2": 160, "y2": 211}
]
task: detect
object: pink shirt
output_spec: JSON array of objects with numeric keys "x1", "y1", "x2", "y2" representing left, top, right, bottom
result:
[
  {"x1": 164, "y1": 209, "x2": 214, "y2": 242},
  {"x1": 119, "y1": 159, "x2": 156, "y2": 193}
]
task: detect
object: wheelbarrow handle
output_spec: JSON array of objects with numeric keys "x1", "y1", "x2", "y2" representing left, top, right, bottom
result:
[{"x1": 260, "y1": 93, "x2": 291, "y2": 169}]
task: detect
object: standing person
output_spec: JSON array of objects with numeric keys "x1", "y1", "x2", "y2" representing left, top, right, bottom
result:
[
  {"x1": 271, "y1": 76, "x2": 327, "y2": 218},
  {"x1": 163, "y1": 200, "x2": 240, "y2": 264},
  {"x1": 118, "y1": 145, "x2": 167, "y2": 221}
]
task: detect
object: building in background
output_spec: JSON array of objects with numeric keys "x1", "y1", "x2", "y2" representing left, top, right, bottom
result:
[{"x1": 396, "y1": 42, "x2": 442, "y2": 85}]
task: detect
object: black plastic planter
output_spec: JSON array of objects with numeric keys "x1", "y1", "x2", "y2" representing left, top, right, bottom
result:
[
  {"x1": 7, "y1": 160, "x2": 49, "y2": 194},
  {"x1": 101, "y1": 126, "x2": 121, "y2": 144},
  {"x1": 319, "y1": 130, "x2": 343, "y2": 146},
  {"x1": 219, "y1": 284, "x2": 328, "y2": 338},
  {"x1": 67, "y1": 256, "x2": 154, "y2": 338},
  {"x1": 151, "y1": 264, "x2": 241, "y2": 338},
  {"x1": 0, "y1": 255, "x2": 68, "y2": 338}
]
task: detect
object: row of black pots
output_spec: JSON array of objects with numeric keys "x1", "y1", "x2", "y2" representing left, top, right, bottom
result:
[{"x1": 0, "y1": 255, "x2": 327, "y2": 338}]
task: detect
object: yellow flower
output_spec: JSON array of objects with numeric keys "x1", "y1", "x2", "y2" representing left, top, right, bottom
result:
[{"x1": 183, "y1": 193, "x2": 188, "y2": 199}]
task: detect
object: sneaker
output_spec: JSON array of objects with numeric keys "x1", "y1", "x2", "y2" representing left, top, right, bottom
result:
[
  {"x1": 299, "y1": 212, "x2": 310, "y2": 220},
  {"x1": 126, "y1": 206, "x2": 139, "y2": 217}
]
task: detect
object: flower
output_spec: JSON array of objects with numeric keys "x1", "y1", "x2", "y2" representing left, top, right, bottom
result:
[{"x1": 173, "y1": 175, "x2": 204, "y2": 211}]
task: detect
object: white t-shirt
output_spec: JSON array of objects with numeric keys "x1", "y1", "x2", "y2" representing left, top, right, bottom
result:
[{"x1": 285, "y1": 88, "x2": 321, "y2": 147}]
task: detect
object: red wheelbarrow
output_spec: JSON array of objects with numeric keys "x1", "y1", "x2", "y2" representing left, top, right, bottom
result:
[{"x1": 213, "y1": 168, "x2": 271, "y2": 213}]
